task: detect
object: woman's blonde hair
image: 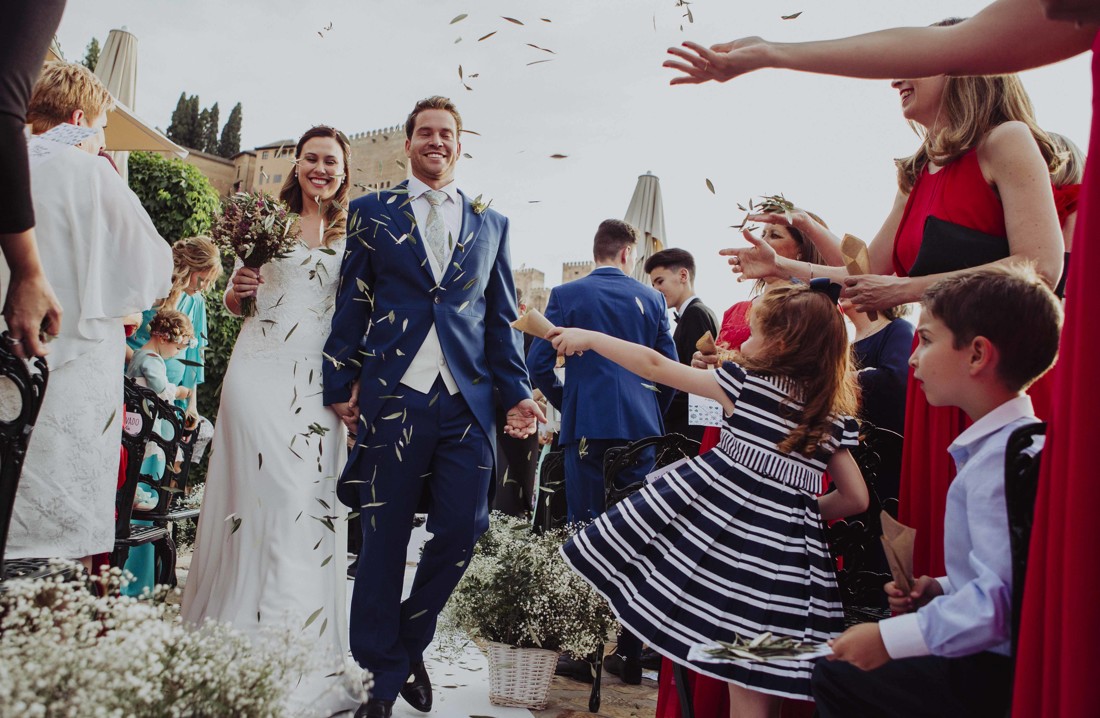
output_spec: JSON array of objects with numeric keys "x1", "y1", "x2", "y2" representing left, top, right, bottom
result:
[
  {"x1": 165, "y1": 236, "x2": 222, "y2": 308},
  {"x1": 1049, "y1": 132, "x2": 1085, "y2": 187},
  {"x1": 895, "y1": 19, "x2": 1061, "y2": 193},
  {"x1": 735, "y1": 282, "x2": 859, "y2": 456},
  {"x1": 278, "y1": 125, "x2": 351, "y2": 247}
]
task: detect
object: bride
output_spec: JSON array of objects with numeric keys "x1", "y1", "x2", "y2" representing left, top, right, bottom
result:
[{"x1": 181, "y1": 125, "x2": 367, "y2": 716}]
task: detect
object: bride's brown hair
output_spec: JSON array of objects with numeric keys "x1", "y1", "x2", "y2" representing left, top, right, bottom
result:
[{"x1": 734, "y1": 282, "x2": 859, "y2": 456}]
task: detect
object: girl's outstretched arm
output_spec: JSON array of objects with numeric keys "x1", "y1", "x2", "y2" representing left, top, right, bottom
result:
[
  {"x1": 548, "y1": 327, "x2": 735, "y2": 415},
  {"x1": 818, "y1": 449, "x2": 869, "y2": 521}
]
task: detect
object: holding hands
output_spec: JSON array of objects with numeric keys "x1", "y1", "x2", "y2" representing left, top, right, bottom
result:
[
  {"x1": 504, "y1": 398, "x2": 547, "y2": 439},
  {"x1": 664, "y1": 39, "x2": 773, "y2": 85}
]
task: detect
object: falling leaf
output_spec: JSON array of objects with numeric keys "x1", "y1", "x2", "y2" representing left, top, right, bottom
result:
[
  {"x1": 258, "y1": 452, "x2": 263, "y2": 469},
  {"x1": 450, "y1": 13, "x2": 468, "y2": 24},
  {"x1": 502, "y1": 16, "x2": 524, "y2": 24},
  {"x1": 781, "y1": 11, "x2": 803, "y2": 19},
  {"x1": 463, "y1": 277, "x2": 478, "y2": 290},
  {"x1": 478, "y1": 31, "x2": 497, "y2": 41},
  {"x1": 527, "y1": 43, "x2": 556, "y2": 54},
  {"x1": 410, "y1": 609, "x2": 428, "y2": 619},
  {"x1": 706, "y1": 178, "x2": 715, "y2": 194},
  {"x1": 303, "y1": 606, "x2": 324, "y2": 630},
  {"x1": 549, "y1": 153, "x2": 568, "y2": 159},
  {"x1": 101, "y1": 408, "x2": 117, "y2": 435},
  {"x1": 458, "y1": 65, "x2": 464, "y2": 81},
  {"x1": 635, "y1": 296, "x2": 645, "y2": 314},
  {"x1": 458, "y1": 300, "x2": 470, "y2": 312},
  {"x1": 284, "y1": 322, "x2": 299, "y2": 341},
  {"x1": 641, "y1": 382, "x2": 659, "y2": 392},
  {"x1": 320, "y1": 555, "x2": 333, "y2": 567},
  {"x1": 527, "y1": 59, "x2": 554, "y2": 66}
]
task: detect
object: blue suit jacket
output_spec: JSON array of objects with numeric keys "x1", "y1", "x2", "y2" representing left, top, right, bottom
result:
[
  {"x1": 323, "y1": 181, "x2": 532, "y2": 467},
  {"x1": 527, "y1": 267, "x2": 677, "y2": 446}
]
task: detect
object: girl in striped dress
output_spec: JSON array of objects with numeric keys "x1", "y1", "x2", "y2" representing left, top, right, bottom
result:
[{"x1": 548, "y1": 279, "x2": 868, "y2": 716}]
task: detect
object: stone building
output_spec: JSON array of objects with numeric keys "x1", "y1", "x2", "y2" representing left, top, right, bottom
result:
[
  {"x1": 512, "y1": 266, "x2": 551, "y2": 314},
  {"x1": 182, "y1": 149, "x2": 236, "y2": 196},
  {"x1": 561, "y1": 260, "x2": 596, "y2": 284},
  {"x1": 347, "y1": 125, "x2": 408, "y2": 198}
]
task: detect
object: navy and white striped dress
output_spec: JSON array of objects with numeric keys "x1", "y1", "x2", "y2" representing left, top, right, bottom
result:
[{"x1": 561, "y1": 361, "x2": 859, "y2": 700}]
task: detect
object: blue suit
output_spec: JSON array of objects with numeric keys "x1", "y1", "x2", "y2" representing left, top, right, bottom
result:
[
  {"x1": 323, "y1": 181, "x2": 531, "y2": 700},
  {"x1": 527, "y1": 267, "x2": 677, "y2": 521}
]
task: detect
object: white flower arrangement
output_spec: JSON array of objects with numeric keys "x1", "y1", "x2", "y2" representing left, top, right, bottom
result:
[
  {"x1": 443, "y1": 513, "x2": 617, "y2": 659},
  {"x1": 0, "y1": 565, "x2": 326, "y2": 717}
]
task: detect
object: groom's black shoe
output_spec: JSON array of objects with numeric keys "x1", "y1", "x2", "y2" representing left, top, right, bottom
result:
[
  {"x1": 354, "y1": 699, "x2": 393, "y2": 718},
  {"x1": 399, "y1": 661, "x2": 433, "y2": 712}
]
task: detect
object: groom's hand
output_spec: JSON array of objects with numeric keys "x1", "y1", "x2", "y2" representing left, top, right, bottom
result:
[
  {"x1": 330, "y1": 380, "x2": 360, "y2": 433},
  {"x1": 504, "y1": 398, "x2": 546, "y2": 438}
]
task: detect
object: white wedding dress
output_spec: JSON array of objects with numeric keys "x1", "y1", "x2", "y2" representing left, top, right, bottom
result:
[{"x1": 181, "y1": 238, "x2": 366, "y2": 716}]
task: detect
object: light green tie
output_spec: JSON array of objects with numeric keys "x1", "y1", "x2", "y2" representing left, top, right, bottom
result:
[{"x1": 424, "y1": 190, "x2": 448, "y2": 267}]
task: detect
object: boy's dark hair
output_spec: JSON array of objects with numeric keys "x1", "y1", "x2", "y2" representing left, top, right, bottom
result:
[
  {"x1": 922, "y1": 264, "x2": 1063, "y2": 391},
  {"x1": 593, "y1": 220, "x2": 638, "y2": 261},
  {"x1": 644, "y1": 247, "x2": 696, "y2": 281}
]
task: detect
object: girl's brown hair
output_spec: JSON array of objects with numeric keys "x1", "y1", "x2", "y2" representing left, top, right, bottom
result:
[
  {"x1": 736, "y1": 282, "x2": 859, "y2": 455},
  {"x1": 165, "y1": 236, "x2": 222, "y2": 309},
  {"x1": 278, "y1": 125, "x2": 351, "y2": 247},
  {"x1": 149, "y1": 308, "x2": 194, "y2": 344},
  {"x1": 895, "y1": 19, "x2": 1061, "y2": 193}
]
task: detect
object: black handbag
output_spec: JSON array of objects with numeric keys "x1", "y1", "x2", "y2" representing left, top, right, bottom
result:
[{"x1": 908, "y1": 215, "x2": 1009, "y2": 277}]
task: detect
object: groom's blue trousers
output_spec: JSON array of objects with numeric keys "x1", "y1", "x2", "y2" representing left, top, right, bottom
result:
[{"x1": 346, "y1": 376, "x2": 493, "y2": 701}]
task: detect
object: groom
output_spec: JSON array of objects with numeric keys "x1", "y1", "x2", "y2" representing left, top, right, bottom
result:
[{"x1": 324, "y1": 96, "x2": 543, "y2": 718}]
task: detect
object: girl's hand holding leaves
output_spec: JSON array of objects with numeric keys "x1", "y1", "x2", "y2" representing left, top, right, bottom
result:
[{"x1": 547, "y1": 327, "x2": 591, "y2": 357}]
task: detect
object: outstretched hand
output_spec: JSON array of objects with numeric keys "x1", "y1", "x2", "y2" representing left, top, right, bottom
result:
[
  {"x1": 664, "y1": 38, "x2": 772, "y2": 85},
  {"x1": 719, "y1": 229, "x2": 783, "y2": 281},
  {"x1": 547, "y1": 326, "x2": 594, "y2": 357},
  {"x1": 504, "y1": 398, "x2": 546, "y2": 439}
]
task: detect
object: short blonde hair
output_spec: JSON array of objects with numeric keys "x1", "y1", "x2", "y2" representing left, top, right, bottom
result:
[{"x1": 27, "y1": 62, "x2": 114, "y2": 134}]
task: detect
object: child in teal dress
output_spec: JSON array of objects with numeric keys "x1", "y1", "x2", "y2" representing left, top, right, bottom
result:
[{"x1": 122, "y1": 309, "x2": 195, "y2": 597}]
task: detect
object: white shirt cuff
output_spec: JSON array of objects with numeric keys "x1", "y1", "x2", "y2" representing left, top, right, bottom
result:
[{"x1": 878, "y1": 613, "x2": 931, "y2": 660}]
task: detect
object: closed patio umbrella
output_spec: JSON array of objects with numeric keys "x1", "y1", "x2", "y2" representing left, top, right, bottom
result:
[
  {"x1": 93, "y1": 28, "x2": 139, "y2": 179},
  {"x1": 624, "y1": 172, "x2": 667, "y2": 286}
]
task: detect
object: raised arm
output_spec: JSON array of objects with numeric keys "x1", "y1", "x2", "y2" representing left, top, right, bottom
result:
[
  {"x1": 664, "y1": 0, "x2": 1096, "y2": 86},
  {"x1": 547, "y1": 326, "x2": 735, "y2": 415}
]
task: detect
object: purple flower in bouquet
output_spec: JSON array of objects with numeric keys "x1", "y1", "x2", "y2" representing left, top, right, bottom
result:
[{"x1": 211, "y1": 192, "x2": 301, "y2": 316}]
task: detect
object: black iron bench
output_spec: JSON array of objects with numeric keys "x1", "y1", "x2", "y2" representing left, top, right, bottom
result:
[{"x1": 0, "y1": 334, "x2": 75, "y2": 586}]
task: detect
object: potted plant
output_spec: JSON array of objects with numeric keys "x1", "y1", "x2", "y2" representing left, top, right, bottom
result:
[{"x1": 444, "y1": 513, "x2": 617, "y2": 709}]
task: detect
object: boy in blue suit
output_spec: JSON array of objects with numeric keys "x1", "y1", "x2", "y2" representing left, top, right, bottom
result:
[{"x1": 528, "y1": 219, "x2": 678, "y2": 524}]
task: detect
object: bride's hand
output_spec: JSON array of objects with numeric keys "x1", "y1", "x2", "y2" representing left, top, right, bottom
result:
[{"x1": 231, "y1": 267, "x2": 263, "y2": 299}]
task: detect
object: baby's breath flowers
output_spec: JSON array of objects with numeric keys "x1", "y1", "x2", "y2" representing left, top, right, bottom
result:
[
  {"x1": 0, "y1": 564, "x2": 330, "y2": 717},
  {"x1": 443, "y1": 513, "x2": 617, "y2": 659}
]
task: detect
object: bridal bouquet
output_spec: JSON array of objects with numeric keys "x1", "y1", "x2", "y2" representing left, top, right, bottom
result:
[{"x1": 211, "y1": 192, "x2": 300, "y2": 316}]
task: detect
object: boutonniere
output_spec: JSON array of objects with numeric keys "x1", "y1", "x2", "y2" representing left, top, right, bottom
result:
[{"x1": 470, "y1": 194, "x2": 492, "y2": 215}]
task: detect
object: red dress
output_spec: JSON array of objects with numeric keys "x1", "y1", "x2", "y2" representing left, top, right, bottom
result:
[
  {"x1": 1013, "y1": 31, "x2": 1100, "y2": 718},
  {"x1": 894, "y1": 149, "x2": 1006, "y2": 577}
]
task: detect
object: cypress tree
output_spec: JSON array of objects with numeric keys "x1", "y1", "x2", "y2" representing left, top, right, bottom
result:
[{"x1": 218, "y1": 102, "x2": 243, "y2": 158}]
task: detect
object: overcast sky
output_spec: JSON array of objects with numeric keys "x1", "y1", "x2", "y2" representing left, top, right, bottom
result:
[{"x1": 56, "y1": 0, "x2": 1091, "y2": 309}]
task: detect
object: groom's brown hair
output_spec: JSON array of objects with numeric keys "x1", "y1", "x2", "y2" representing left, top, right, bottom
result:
[{"x1": 405, "y1": 96, "x2": 463, "y2": 138}]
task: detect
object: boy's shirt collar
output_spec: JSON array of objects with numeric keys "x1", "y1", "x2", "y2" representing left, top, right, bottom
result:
[{"x1": 948, "y1": 394, "x2": 1035, "y2": 461}]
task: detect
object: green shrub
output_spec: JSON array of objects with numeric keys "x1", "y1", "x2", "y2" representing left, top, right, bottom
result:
[{"x1": 127, "y1": 151, "x2": 221, "y2": 243}]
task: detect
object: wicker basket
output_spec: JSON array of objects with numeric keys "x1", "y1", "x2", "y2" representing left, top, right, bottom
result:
[{"x1": 485, "y1": 642, "x2": 560, "y2": 709}]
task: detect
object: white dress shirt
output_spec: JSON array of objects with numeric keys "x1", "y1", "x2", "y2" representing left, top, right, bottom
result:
[
  {"x1": 878, "y1": 394, "x2": 1038, "y2": 660},
  {"x1": 399, "y1": 176, "x2": 463, "y2": 395}
]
